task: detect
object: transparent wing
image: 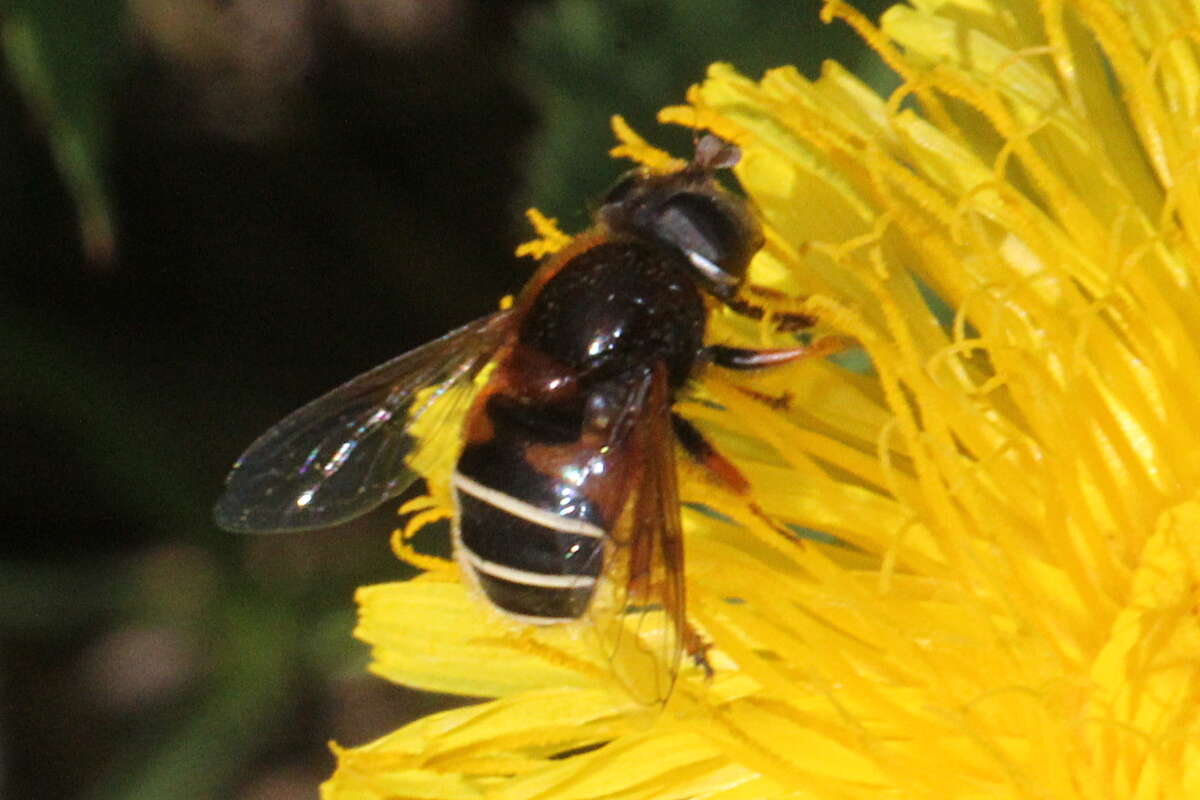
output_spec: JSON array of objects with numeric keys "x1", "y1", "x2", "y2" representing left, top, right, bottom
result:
[
  {"x1": 214, "y1": 310, "x2": 514, "y2": 532},
  {"x1": 586, "y1": 364, "x2": 687, "y2": 705}
]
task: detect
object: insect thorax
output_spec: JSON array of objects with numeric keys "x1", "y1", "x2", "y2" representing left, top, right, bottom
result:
[{"x1": 517, "y1": 239, "x2": 707, "y2": 390}]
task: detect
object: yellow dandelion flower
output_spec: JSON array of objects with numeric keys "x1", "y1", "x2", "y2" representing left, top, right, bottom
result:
[{"x1": 324, "y1": 0, "x2": 1200, "y2": 797}]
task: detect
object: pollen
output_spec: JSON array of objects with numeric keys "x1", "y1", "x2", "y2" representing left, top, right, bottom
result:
[
  {"x1": 608, "y1": 114, "x2": 686, "y2": 173},
  {"x1": 515, "y1": 208, "x2": 572, "y2": 260}
]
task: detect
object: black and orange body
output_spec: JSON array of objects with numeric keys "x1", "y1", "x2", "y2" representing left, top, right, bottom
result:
[
  {"x1": 214, "y1": 135, "x2": 836, "y2": 700},
  {"x1": 451, "y1": 232, "x2": 710, "y2": 624}
]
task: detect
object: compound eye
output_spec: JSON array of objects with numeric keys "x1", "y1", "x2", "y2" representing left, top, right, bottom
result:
[
  {"x1": 601, "y1": 173, "x2": 640, "y2": 207},
  {"x1": 654, "y1": 192, "x2": 751, "y2": 291}
]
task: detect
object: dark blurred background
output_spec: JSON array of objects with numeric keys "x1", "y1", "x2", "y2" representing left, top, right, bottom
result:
[{"x1": 0, "y1": 1, "x2": 891, "y2": 797}]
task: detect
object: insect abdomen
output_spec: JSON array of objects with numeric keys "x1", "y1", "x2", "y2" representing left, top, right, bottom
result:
[{"x1": 452, "y1": 437, "x2": 606, "y2": 624}]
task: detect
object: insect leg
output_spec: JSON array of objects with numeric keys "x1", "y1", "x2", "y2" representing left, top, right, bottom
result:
[
  {"x1": 684, "y1": 624, "x2": 714, "y2": 678},
  {"x1": 724, "y1": 295, "x2": 816, "y2": 332},
  {"x1": 724, "y1": 280, "x2": 825, "y2": 332},
  {"x1": 672, "y1": 413, "x2": 803, "y2": 547},
  {"x1": 672, "y1": 413, "x2": 751, "y2": 495},
  {"x1": 702, "y1": 335, "x2": 854, "y2": 371}
]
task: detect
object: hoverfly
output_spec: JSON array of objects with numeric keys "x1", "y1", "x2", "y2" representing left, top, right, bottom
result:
[{"x1": 215, "y1": 135, "x2": 822, "y2": 702}]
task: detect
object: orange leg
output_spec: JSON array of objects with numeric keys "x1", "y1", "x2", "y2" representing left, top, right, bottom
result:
[
  {"x1": 672, "y1": 413, "x2": 805, "y2": 546},
  {"x1": 703, "y1": 335, "x2": 855, "y2": 371},
  {"x1": 724, "y1": 285, "x2": 817, "y2": 332},
  {"x1": 683, "y1": 624, "x2": 714, "y2": 678}
]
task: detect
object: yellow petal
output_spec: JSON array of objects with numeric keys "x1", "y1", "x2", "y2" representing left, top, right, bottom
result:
[{"x1": 328, "y1": 1, "x2": 1200, "y2": 796}]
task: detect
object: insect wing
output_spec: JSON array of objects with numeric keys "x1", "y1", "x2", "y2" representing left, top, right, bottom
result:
[
  {"x1": 214, "y1": 310, "x2": 513, "y2": 532},
  {"x1": 586, "y1": 365, "x2": 687, "y2": 705}
]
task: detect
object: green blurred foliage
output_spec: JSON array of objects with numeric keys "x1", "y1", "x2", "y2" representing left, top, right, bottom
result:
[
  {"x1": 1, "y1": 0, "x2": 126, "y2": 262},
  {"x1": 1, "y1": 306, "x2": 379, "y2": 800},
  {"x1": 517, "y1": 0, "x2": 897, "y2": 227}
]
